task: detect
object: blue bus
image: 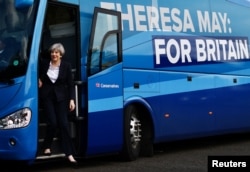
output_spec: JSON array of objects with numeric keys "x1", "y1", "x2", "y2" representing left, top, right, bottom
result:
[{"x1": 0, "y1": 0, "x2": 250, "y2": 164}]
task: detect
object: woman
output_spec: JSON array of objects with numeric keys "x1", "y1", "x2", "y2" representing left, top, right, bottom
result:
[{"x1": 39, "y1": 43, "x2": 77, "y2": 164}]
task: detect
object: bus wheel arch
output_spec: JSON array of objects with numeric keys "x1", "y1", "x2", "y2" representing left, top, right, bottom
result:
[{"x1": 122, "y1": 102, "x2": 154, "y2": 161}]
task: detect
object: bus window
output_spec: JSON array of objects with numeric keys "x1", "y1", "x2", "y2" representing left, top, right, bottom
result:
[
  {"x1": 101, "y1": 33, "x2": 119, "y2": 70},
  {"x1": 0, "y1": 0, "x2": 38, "y2": 80},
  {"x1": 88, "y1": 8, "x2": 122, "y2": 75}
]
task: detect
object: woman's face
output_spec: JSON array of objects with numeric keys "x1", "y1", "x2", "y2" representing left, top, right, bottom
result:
[{"x1": 50, "y1": 49, "x2": 61, "y2": 63}]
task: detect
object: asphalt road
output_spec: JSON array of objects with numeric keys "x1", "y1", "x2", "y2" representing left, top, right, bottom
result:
[{"x1": 2, "y1": 133, "x2": 250, "y2": 172}]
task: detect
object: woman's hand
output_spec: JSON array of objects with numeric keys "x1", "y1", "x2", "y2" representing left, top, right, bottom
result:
[
  {"x1": 38, "y1": 78, "x2": 43, "y2": 88},
  {"x1": 69, "y1": 99, "x2": 75, "y2": 111}
]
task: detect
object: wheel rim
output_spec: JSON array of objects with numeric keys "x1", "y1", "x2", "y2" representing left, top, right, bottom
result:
[{"x1": 130, "y1": 113, "x2": 141, "y2": 149}]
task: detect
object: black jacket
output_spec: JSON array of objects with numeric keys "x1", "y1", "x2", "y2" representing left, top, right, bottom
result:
[{"x1": 39, "y1": 59, "x2": 75, "y2": 102}]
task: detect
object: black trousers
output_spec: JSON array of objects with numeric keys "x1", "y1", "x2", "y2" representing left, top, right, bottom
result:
[{"x1": 42, "y1": 91, "x2": 74, "y2": 156}]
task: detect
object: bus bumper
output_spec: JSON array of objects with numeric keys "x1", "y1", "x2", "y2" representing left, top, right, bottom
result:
[{"x1": 0, "y1": 131, "x2": 36, "y2": 161}]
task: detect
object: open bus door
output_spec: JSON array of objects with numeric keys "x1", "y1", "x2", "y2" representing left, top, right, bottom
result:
[
  {"x1": 37, "y1": 1, "x2": 83, "y2": 160},
  {"x1": 86, "y1": 8, "x2": 124, "y2": 155}
]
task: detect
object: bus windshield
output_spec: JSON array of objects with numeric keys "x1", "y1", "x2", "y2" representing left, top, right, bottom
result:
[{"x1": 0, "y1": 0, "x2": 38, "y2": 81}]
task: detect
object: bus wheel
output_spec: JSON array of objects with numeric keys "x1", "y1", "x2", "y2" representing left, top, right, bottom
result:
[
  {"x1": 122, "y1": 105, "x2": 141, "y2": 161},
  {"x1": 140, "y1": 115, "x2": 154, "y2": 158}
]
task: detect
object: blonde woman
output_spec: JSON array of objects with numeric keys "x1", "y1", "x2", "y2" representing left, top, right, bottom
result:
[{"x1": 39, "y1": 43, "x2": 77, "y2": 165}]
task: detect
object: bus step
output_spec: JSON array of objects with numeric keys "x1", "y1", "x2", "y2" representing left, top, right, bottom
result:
[
  {"x1": 38, "y1": 137, "x2": 60, "y2": 143},
  {"x1": 36, "y1": 153, "x2": 66, "y2": 160}
]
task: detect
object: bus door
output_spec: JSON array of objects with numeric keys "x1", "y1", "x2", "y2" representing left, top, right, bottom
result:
[
  {"x1": 38, "y1": 1, "x2": 82, "y2": 159},
  {"x1": 86, "y1": 8, "x2": 124, "y2": 155}
]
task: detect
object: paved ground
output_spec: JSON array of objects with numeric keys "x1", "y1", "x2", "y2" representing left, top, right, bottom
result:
[{"x1": 1, "y1": 133, "x2": 250, "y2": 172}]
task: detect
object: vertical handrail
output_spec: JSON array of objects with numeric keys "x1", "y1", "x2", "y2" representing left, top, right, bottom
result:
[
  {"x1": 74, "y1": 81, "x2": 84, "y2": 119},
  {"x1": 75, "y1": 84, "x2": 79, "y2": 117}
]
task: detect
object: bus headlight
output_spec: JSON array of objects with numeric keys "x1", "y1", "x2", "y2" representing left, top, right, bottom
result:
[{"x1": 0, "y1": 108, "x2": 31, "y2": 129}]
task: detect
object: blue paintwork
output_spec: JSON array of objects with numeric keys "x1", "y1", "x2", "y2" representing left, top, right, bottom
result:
[
  {"x1": 1, "y1": 0, "x2": 250, "y2": 161},
  {"x1": 0, "y1": 0, "x2": 47, "y2": 161},
  {"x1": 87, "y1": 63, "x2": 124, "y2": 155}
]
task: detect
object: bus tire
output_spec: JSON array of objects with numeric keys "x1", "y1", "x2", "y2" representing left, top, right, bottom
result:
[
  {"x1": 140, "y1": 118, "x2": 154, "y2": 157},
  {"x1": 122, "y1": 105, "x2": 141, "y2": 161}
]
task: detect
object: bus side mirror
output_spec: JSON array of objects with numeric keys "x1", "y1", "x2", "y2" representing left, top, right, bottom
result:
[{"x1": 15, "y1": 0, "x2": 34, "y2": 8}]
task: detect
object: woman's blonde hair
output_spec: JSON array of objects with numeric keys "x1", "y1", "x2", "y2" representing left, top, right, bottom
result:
[{"x1": 49, "y1": 43, "x2": 65, "y2": 56}]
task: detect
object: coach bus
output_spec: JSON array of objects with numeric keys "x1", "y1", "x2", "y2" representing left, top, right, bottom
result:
[{"x1": 0, "y1": 0, "x2": 250, "y2": 164}]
